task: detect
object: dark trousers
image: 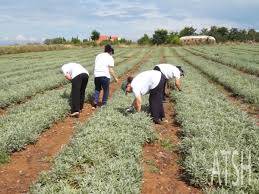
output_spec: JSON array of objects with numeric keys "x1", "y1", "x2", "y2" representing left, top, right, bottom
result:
[
  {"x1": 149, "y1": 74, "x2": 166, "y2": 122},
  {"x1": 93, "y1": 76, "x2": 110, "y2": 105},
  {"x1": 71, "y1": 73, "x2": 89, "y2": 113},
  {"x1": 153, "y1": 66, "x2": 167, "y2": 100}
]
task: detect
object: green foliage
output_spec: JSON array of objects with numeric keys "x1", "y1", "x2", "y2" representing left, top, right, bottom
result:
[
  {"x1": 137, "y1": 34, "x2": 151, "y2": 45},
  {"x1": 166, "y1": 32, "x2": 180, "y2": 45},
  {"x1": 44, "y1": 37, "x2": 67, "y2": 45},
  {"x1": 0, "y1": 151, "x2": 9, "y2": 164},
  {"x1": 160, "y1": 139, "x2": 174, "y2": 152},
  {"x1": 70, "y1": 37, "x2": 81, "y2": 44},
  {"x1": 179, "y1": 27, "x2": 196, "y2": 37},
  {"x1": 91, "y1": 30, "x2": 100, "y2": 41},
  {"x1": 152, "y1": 29, "x2": 168, "y2": 45}
]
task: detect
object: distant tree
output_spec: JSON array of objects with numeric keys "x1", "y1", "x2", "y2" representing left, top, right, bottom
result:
[
  {"x1": 44, "y1": 37, "x2": 66, "y2": 45},
  {"x1": 152, "y1": 29, "x2": 168, "y2": 45},
  {"x1": 200, "y1": 28, "x2": 209, "y2": 35},
  {"x1": 71, "y1": 36, "x2": 81, "y2": 44},
  {"x1": 247, "y1": 29, "x2": 256, "y2": 41},
  {"x1": 166, "y1": 32, "x2": 180, "y2": 45},
  {"x1": 137, "y1": 34, "x2": 151, "y2": 45},
  {"x1": 206, "y1": 26, "x2": 229, "y2": 42},
  {"x1": 83, "y1": 39, "x2": 89, "y2": 43},
  {"x1": 255, "y1": 32, "x2": 259, "y2": 42},
  {"x1": 229, "y1": 28, "x2": 241, "y2": 41},
  {"x1": 91, "y1": 30, "x2": 100, "y2": 41},
  {"x1": 179, "y1": 27, "x2": 196, "y2": 37}
]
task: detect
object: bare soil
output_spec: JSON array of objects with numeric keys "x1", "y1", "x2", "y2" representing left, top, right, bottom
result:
[
  {"x1": 141, "y1": 50, "x2": 201, "y2": 194},
  {"x1": 141, "y1": 100, "x2": 201, "y2": 194}
]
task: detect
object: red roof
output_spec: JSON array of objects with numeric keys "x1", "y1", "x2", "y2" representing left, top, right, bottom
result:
[{"x1": 97, "y1": 35, "x2": 119, "y2": 43}]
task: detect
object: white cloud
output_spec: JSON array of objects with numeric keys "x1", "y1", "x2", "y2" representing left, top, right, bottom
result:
[{"x1": 15, "y1": 35, "x2": 27, "y2": 41}]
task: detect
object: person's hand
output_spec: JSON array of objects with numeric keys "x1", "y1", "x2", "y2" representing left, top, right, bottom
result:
[
  {"x1": 126, "y1": 106, "x2": 135, "y2": 113},
  {"x1": 65, "y1": 73, "x2": 72, "y2": 81}
]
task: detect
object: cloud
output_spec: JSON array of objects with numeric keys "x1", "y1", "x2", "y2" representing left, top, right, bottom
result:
[{"x1": 0, "y1": 0, "x2": 258, "y2": 42}]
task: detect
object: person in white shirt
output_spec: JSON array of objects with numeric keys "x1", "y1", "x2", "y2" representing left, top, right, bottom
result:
[
  {"x1": 92, "y1": 44, "x2": 118, "y2": 108},
  {"x1": 61, "y1": 63, "x2": 89, "y2": 117},
  {"x1": 154, "y1": 64, "x2": 184, "y2": 100},
  {"x1": 124, "y1": 70, "x2": 166, "y2": 124}
]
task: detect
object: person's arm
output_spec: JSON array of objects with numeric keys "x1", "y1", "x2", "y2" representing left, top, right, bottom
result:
[
  {"x1": 109, "y1": 66, "x2": 118, "y2": 82},
  {"x1": 175, "y1": 78, "x2": 182, "y2": 91},
  {"x1": 133, "y1": 96, "x2": 142, "y2": 112}
]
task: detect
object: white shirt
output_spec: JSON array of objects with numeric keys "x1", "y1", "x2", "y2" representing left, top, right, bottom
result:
[
  {"x1": 61, "y1": 63, "x2": 89, "y2": 79},
  {"x1": 94, "y1": 52, "x2": 114, "y2": 78},
  {"x1": 131, "y1": 70, "x2": 161, "y2": 97},
  {"x1": 156, "y1": 64, "x2": 181, "y2": 79}
]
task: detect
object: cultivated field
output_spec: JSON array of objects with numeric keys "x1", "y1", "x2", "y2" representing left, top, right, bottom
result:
[{"x1": 0, "y1": 45, "x2": 258, "y2": 194}]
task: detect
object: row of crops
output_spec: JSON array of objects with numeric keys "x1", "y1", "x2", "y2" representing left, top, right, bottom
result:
[
  {"x1": 30, "y1": 49, "x2": 164, "y2": 193},
  {"x1": 0, "y1": 47, "x2": 149, "y2": 161},
  {"x1": 184, "y1": 45, "x2": 259, "y2": 77},
  {"x1": 0, "y1": 47, "x2": 140, "y2": 108},
  {"x1": 175, "y1": 48, "x2": 259, "y2": 105},
  {"x1": 0, "y1": 45, "x2": 258, "y2": 193},
  {"x1": 169, "y1": 47, "x2": 259, "y2": 193}
]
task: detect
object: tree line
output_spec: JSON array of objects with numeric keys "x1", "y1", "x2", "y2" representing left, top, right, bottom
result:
[
  {"x1": 138, "y1": 26, "x2": 259, "y2": 45},
  {"x1": 44, "y1": 26, "x2": 259, "y2": 46},
  {"x1": 44, "y1": 30, "x2": 132, "y2": 46}
]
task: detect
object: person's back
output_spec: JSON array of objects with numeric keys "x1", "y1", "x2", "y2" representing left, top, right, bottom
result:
[
  {"x1": 62, "y1": 63, "x2": 88, "y2": 79},
  {"x1": 94, "y1": 52, "x2": 114, "y2": 78},
  {"x1": 131, "y1": 70, "x2": 161, "y2": 96},
  {"x1": 156, "y1": 64, "x2": 180, "y2": 79}
]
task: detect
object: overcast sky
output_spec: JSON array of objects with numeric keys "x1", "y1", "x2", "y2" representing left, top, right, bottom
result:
[{"x1": 0, "y1": 0, "x2": 258, "y2": 44}]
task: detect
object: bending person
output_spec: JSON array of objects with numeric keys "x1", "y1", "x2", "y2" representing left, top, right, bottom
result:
[
  {"x1": 124, "y1": 70, "x2": 166, "y2": 124},
  {"x1": 61, "y1": 62, "x2": 89, "y2": 118},
  {"x1": 153, "y1": 64, "x2": 184, "y2": 100}
]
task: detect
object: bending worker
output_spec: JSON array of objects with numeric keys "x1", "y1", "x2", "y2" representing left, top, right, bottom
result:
[
  {"x1": 92, "y1": 44, "x2": 118, "y2": 108},
  {"x1": 153, "y1": 64, "x2": 184, "y2": 100},
  {"x1": 61, "y1": 62, "x2": 89, "y2": 118},
  {"x1": 124, "y1": 70, "x2": 166, "y2": 124}
]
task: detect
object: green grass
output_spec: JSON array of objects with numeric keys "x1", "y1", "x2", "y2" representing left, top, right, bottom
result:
[{"x1": 160, "y1": 139, "x2": 174, "y2": 152}]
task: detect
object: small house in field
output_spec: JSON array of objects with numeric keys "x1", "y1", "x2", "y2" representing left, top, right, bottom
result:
[
  {"x1": 180, "y1": 35, "x2": 216, "y2": 45},
  {"x1": 97, "y1": 35, "x2": 120, "y2": 44}
]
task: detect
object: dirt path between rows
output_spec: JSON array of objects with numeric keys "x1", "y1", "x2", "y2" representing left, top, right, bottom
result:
[
  {"x1": 141, "y1": 50, "x2": 201, "y2": 194},
  {"x1": 0, "y1": 50, "x2": 152, "y2": 194}
]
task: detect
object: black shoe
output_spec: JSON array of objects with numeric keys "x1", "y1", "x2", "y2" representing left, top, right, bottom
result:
[
  {"x1": 92, "y1": 103, "x2": 97, "y2": 110},
  {"x1": 153, "y1": 119, "x2": 161, "y2": 124}
]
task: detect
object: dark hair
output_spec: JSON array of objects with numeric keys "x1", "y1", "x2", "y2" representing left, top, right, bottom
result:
[
  {"x1": 176, "y1": 66, "x2": 185, "y2": 76},
  {"x1": 127, "y1": 76, "x2": 133, "y2": 84},
  {"x1": 104, "y1": 44, "x2": 114, "y2": 54}
]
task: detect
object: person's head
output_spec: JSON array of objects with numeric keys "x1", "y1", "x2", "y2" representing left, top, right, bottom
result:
[
  {"x1": 104, "y1": 44, "x2": 114, "y2": 55},
  {"x1": 122, "y1": 76, "x2": 134, "y2": 95},
  {"x1": 176, "y1": 66, "x2": 185, "y2": 77}
]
